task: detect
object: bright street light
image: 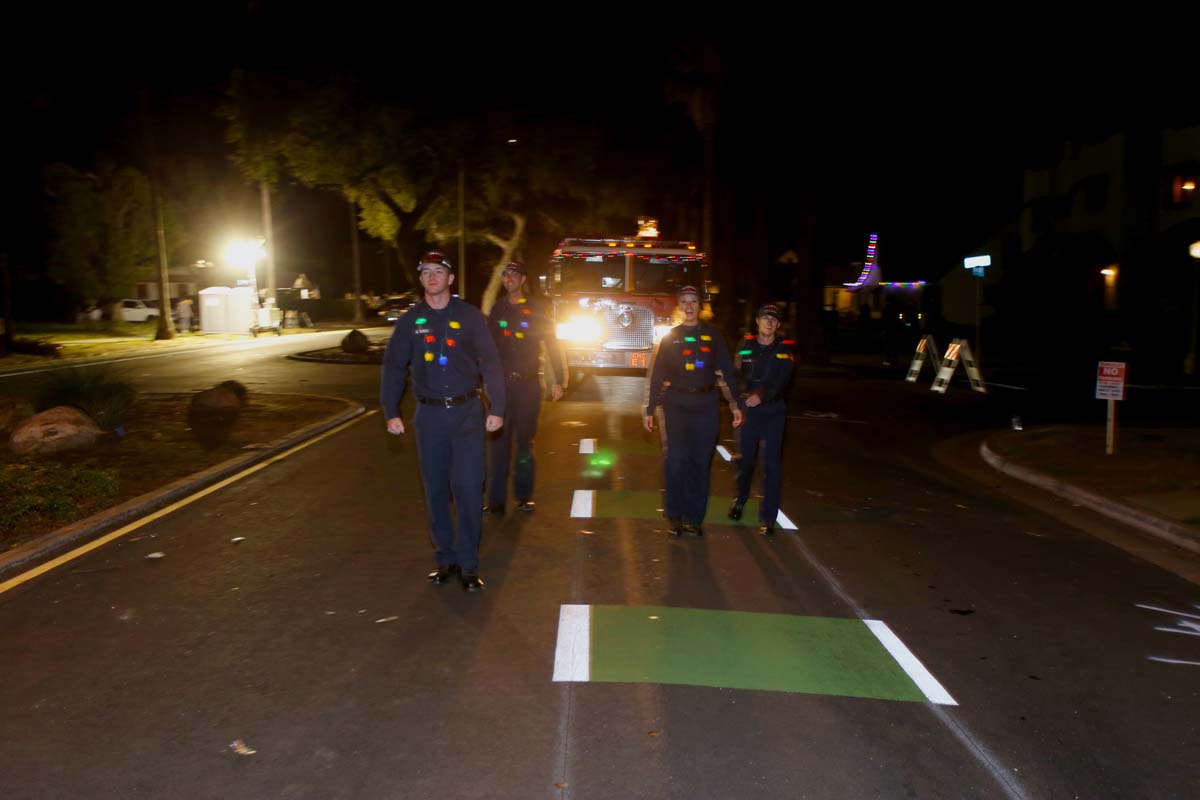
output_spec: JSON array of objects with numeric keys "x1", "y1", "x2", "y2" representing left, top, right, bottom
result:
[{"x1": 223, "y1": 238, "x2": 266, "y2": 272}]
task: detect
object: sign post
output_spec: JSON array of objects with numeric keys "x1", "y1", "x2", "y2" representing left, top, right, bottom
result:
[
  {"x1": 1095, "y1": 361, "x2": 1126, "y2": 455},
  {"x1": 963, "y1": 255, "x2": 991, "y2": 367}
]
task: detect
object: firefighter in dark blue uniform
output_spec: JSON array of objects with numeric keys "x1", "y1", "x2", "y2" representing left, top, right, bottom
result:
[
  {"x1": 381, "y1": 252, "x2": 506, "y2": 592},
  {"x1": 644, "y1": 285, "x2": 744, "y2": 537},
  {"x1": 727, "y1": 303, "x2": 794, "y2": 536},
  {"x1": 485, "y1": 261, "x2": 565, "y2": 513}
]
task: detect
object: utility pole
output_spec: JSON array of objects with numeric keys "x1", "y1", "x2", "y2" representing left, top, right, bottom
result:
[
  {"x1": 141, "y1": 89, "x2": 175, "y2": 341},
  {"x1": 349, "y1": 200, "x2": 364, "y2": 324},
  {"x1": 260, "y1": 181, "x2": 276, "y2": 304}
]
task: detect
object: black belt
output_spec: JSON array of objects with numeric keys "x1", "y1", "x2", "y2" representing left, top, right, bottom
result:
[
  {"x1": 417, "y1": 389, "x2": 480, "y2": 407},
  {"x1": 669, "y1": 385, "x2": 715, "y2": 394},
  {"x1": 506, "y1": 372, "x2": 539, "y2": 382}
]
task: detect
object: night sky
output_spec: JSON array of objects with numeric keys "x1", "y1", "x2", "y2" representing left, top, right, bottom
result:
[{"x1": 6, "y1": 12, "x2": 1195, "y2": 295}]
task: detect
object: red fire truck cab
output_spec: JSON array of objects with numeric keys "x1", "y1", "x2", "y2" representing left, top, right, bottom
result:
[{"x1": 548, "y1": 220, "x2": 712, "y2": 374}]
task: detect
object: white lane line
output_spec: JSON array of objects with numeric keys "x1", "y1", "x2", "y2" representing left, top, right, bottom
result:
[
  {"x1": 1148, "y1": 656, "x2": 1200, "y2": 666},
  {"x1": 570, "y1": 490, "x2": 594, "y2": 518},
  {"x1": 787, "y1": 542, "x2": 1024, "y2": 797},
  {"x1": 1154, "y1": 626, "x2": 1200, "y2": 637},
  {"x1": 1136, "y1": 604, "x2": 1200, "y2": 621},
  {"x1": 715, "y1": 445, "x2": 732, "y2": 462},
  {"x1": 864, "y1": 620, "x2": 957, "y2": 706},
  {"x1": 553, "y1": 604, "x2": 591, "y2": 681},
  {"x1": 776, "y1": 509, "x2": 798, "y2": 530},
  {"x1": 579, "y1": 438, "x2": 596, "y2": 454}
]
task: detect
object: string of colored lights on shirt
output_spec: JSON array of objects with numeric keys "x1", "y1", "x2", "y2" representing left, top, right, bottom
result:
[
  {"x1": 497, "y1": 296, "x2": 533, "y2": 341},
  {"x1": 680, "y1": 331, "x2": 714, "y2": 371},
  {"x1": 738, "y1": 335, "x2": 796, "y2": 386},
  {"x1": 414, "y1": 313, "x2": 461, "y2": 365}
]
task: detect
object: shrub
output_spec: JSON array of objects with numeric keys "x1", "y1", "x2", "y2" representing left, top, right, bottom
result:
[{"x1": 33, "y1": 366, "x2": 138, "y2": 430}]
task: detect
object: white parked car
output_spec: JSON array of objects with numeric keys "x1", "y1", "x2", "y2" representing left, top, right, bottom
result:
[{"x1": 118, "y1": 299, "x2": 160, "y2": 323}]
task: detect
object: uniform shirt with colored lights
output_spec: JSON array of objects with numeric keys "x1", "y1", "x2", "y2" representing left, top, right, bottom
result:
[
  {"x1": 380, "y1": 298, "x2": 506, "y2": 418},
  {"x1": 644, "y1": 322, "x2": 742, "y2": 416},
  {"x1": 734, "y1": 334, "x2": 795, "y2": 405},
  {"x1": 487, "y1": 294, "x2": 565, "y2": 384}
]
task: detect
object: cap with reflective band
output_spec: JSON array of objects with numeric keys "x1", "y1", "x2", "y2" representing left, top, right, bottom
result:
[{"x1": 417, "y1": 251, "x2": 454, "y2": 272}]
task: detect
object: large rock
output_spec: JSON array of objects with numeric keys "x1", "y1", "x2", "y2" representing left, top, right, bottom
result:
[
  {"x1": 341, "y1": 329, "x2": 370, "y2": 355},
  {"x1": 188, "y1": 381, "x2": 248, "y2": 449},
  {"x1": 10, "y1": 406, "x2": 101, "y2": 455},
  {"x1": 0, "y1": 396, "x2": 35, "y2": 437}
]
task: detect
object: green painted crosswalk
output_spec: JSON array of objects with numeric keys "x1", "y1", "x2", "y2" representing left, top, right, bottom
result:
[{"x1": 553, "y1": 604, "x2": 955, "y2": 705}]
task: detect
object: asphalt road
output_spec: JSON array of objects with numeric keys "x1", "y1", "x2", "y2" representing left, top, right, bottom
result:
[{"x1": 1, "y1": 335, "x2": 1197, "y2": 798}]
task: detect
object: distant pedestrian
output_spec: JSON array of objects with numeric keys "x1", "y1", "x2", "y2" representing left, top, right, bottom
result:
[{"x1": 176, "y1": 298, "x2": 193, "y2": 333}]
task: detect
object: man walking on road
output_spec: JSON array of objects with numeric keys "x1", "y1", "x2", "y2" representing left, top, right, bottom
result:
[
  {"x1": 644, "y1": 285, "x2": 743, "y2": 537},
  {"x1": 728, "y1": 303, "x2": 794, "y2": 536},
  {"x1": 485, "y1": 261, "x2": 565, "y2": 514},
  {"x1": 381, "y1": 252, "x2": 506, "y2": 592}
]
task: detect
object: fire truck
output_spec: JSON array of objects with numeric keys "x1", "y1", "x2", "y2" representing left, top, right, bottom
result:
[{"x1": 548, "y1": 219, "x2": 713, "y2": 375}]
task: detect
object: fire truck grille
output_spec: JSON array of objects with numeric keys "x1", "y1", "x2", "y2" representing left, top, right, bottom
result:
[{"x1": 602, "y1": 305, "x2": 653, "y2": 350}]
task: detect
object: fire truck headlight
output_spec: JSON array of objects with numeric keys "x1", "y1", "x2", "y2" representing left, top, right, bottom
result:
[
  {"x1": 557, "y1": 317, "x2": 603, "y2": 342},
  {"x1": 653, "y1": 324, "x2": 673, "y2": 343}
]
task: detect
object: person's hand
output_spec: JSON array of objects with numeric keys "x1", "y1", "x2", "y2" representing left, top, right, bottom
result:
[
  {"x1": 732, "y1": 408, "x2": 744, "y2": 429},
  {"x1": 485, "y1": 414, "x2": 504, "y2": 432},
  {"x1": 551, "y1": 384, "x2": 564, "y2": 402},
  {"x1": 745, "y1": 392, "x2": 762, "y2": 408},
  {"x1": 643, "y1": 414, "x2": 655, "y2": 433},
  {"x1": 386, "y1": 417, "x2": 405, "y2": 435}
]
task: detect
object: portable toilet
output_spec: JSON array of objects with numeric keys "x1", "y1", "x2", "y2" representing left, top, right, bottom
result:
[
  {"x1": 199, "y1": 286, "x2": 259, "y2": 333},
  {"x1": 227, "y1": 286, "x2": 257, "y2": 332},
  {"x1": 199, "y1": 287, "x2": 230, "y2": 333}
]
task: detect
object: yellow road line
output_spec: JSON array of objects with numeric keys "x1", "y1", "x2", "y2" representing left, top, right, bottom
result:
[{"x1": 0, "y1": 410, "x2": 377, "y2": 597}]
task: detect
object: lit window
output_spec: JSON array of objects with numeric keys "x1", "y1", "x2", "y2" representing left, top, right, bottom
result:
[{"x1": 1171, "y1": 175, "x2": 1199, "y2": 206}]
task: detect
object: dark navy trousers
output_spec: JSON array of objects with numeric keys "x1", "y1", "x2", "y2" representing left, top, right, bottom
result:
[
  {"x1": 661, "y1": 390, "x2": 720, "y2": 524},
  {"x1": 736, "y1": 400, "x2": 786, "y2": 524},
  {"x1": 487, "y1": 379, "x2": 542, "y2": 506},
  {"x1": 414, "y1": 397, "x2": 485, "y2": 571}
]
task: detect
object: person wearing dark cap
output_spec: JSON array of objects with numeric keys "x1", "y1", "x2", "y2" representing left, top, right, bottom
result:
[
  {"x1": 644, "y1": 285, "x2": 744, "y2": 537},
  {"x1": 728, "y1": 303, "x2": 795, "y2": 536},
  {"x1": 380, "y1": 251, "x2": 506, "y2": 592},
  {"x1": 485, "y1": 261, "x2": 565, "y2": 514}
]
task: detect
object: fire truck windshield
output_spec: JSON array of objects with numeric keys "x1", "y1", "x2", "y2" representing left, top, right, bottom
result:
[
  {"x1": 558, "y1": 254, "x2": 625, "y2": 293},
  {"x1": 634, "y1": 257, "x2": 704, "y2": 294}
]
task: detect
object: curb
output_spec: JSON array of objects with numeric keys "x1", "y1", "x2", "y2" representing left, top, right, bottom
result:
[
  {"x1": 979, "y1": 441, "x2": 1200, "y2": 555},
  {"x1": 0, "y1": 396, "x2": 367, "y2": 579}
]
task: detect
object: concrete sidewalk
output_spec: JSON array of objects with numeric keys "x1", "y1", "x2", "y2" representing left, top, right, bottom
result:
[{"x1": 981, "y1": 425, "x2": 1200, "y2": 555}]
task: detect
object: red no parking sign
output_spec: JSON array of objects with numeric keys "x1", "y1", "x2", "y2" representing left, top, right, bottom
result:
[{"x1": 1096, "y1": 362, "x2": 1126, "y2": 401}]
